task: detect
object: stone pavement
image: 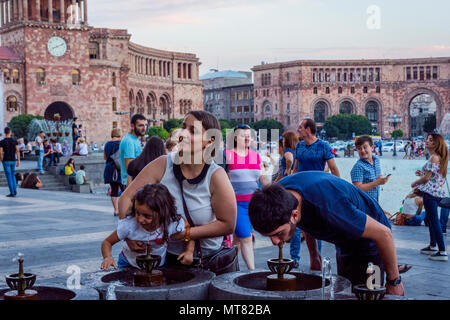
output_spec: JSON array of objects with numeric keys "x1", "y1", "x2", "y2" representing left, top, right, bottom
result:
[{"x1": 0, "y1": 187, "x2": 448, "y2": 299}]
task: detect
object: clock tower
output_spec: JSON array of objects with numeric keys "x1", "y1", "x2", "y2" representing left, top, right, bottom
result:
[{"x1": 0, "y1": 0, "x2": 90, "y2": 119}]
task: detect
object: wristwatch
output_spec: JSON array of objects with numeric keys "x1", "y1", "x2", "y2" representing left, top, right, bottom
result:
[{"x1": 386, "y1": 276, "x2": 402, "y2": 286}]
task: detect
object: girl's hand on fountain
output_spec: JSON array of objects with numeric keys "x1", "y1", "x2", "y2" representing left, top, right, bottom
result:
[
  {"x1": 177, "y1": 252, "x2": 194, "y2": 266},
  {"x1": 125, "y1": 239, "x2": 146, "y2": 253},
  {"x1": 101, "y1": 257, "x2": 117, "y2": 271}
]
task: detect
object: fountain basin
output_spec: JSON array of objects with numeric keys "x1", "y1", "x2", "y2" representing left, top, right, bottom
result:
[
  {"x1": 209, "y1": 269, "x2": 352, "y2": 300},
  {"x1": 0, "y1": 283, "x2": 98, "y2": 300},
  {"x1": 95, "y1": 266, "x2": 215, "y2": 300}
]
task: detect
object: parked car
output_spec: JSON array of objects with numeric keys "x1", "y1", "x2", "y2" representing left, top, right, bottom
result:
[{"x1": 382, "y1": 141, "x2": 405, "y2": 152}]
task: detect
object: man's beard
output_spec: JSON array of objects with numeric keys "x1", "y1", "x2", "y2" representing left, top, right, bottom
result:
[{"x1": 134, "y1": 127, "x2": 144, "y2": 137}]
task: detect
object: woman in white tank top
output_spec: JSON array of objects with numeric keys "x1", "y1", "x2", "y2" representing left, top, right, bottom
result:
[{"x1": 118, "y1": 111, "x2": 237, "y2": 266}]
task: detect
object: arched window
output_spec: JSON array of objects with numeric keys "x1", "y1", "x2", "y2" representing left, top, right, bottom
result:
[
  {"x1": 3, "y1": 68, "x2": 10, "y2": 83},
  {"x1": 129, "y1": 90, "x2": 134, "y2": 106},
  {"x1": 72, "y1": 69, "x2": 81, "y2": 85},
  {"x1": 112, "y1": 72, "x2": 116, "y2": 87},
  {"x1": 339, "y1": 101, "x2": 352, "y2": 114},
  {"x1": 325, "y1": 87, "x2": 330, "y2": 94},
  {"x1": 7, "y1": 96, "x2": 17, "y2": 112},
  {"x1": 314, "y1": 102, "x2": 327, "y2": 123},
  {"x1": 12, "y1": 69, "x2": 19, "y2": 84},
  {"x1": 36, "y1": 68, "x2": 45, "y2": 85},
  {"x1": 112, "y1": 97, "x2": 117, "y2": 112},
  {"x1": 365, "y1": 101, "x2": 378, "y2": 122},
  {"x1": 338, "y1": 87, "x2": 342, "y2": 94},
  {"x1": 313, "y1": 87, "x2": 317, "y2": 94}
]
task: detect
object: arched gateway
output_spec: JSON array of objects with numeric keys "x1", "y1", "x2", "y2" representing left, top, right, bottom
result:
[{"x1": 44, "y1": 102, "x2": 75, "y2": 121}]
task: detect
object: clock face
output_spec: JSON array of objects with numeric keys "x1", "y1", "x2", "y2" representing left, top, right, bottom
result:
[{"x1": 48, "y1": 36, "x2": 67, "y2": 57}]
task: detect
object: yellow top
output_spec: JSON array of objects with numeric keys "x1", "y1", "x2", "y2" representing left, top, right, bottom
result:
[{"x1": 65, "y1": 165, "x2": 73, "y2": 176}]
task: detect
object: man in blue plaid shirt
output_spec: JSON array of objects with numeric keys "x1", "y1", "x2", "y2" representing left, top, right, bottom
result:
[{"x1": 351, "y1": 136, "x2": 390, "y2": 202}]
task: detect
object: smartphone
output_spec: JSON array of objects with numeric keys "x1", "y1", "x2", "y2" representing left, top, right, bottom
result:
[{"x1": 386, "y1": 174, "x2": 392, "y2": 177}]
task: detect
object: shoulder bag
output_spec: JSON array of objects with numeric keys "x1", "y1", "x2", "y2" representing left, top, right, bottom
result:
[
  {"x1": 438, "y1": 178, "x2": 450, "y2": 209},
  {"x1": 173, "y1": 163, "x2": 239, "y2": 275}
]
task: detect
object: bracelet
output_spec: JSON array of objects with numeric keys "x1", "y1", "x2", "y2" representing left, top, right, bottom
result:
[{"x1": 184, "y1": 225, "x2": 191, "y2": 242}]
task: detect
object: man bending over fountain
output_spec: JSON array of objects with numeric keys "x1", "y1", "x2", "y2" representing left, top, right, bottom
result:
[{"x1": 248, "y1": 171, "x2": 405, "y2": 296}]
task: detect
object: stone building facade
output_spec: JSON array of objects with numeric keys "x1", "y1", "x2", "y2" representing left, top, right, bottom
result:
[
  {"x1": 201, "y1": 70, "x2": 254, "y2": 123},
  {"x1": 0, "y1": 0, "x2": 202, "y2": 142},
  {"x1": 252, "y1": 58, "x2": 450, "y2": 138}
]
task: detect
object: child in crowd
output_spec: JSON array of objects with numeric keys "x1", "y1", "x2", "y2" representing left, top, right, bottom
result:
[
  {"x1": 351, "y1": 135, "x2": 392, "y2": 220},
  {"x1": 75, "y1": 165, "x2": 87, "y2": 185},
  {"x1": 351, "y1": 135, "x2": 390, "y2": 203},
  {"x1": 101, "y1": 184, "x2": 195, "y2": 270}
]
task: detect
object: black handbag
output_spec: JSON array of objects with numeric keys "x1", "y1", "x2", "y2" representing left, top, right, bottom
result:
[
  {"x1": 174, "y1": 163, "x2": 239, "y2": 275},
  {"x1": 438, "y1": 178, "x2": 450, "y2": 209}
]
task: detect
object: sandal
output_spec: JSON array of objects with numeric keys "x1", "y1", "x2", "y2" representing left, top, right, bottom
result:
[{"x1": 398, "y1": 264, "x2": 412, "y2": 274}]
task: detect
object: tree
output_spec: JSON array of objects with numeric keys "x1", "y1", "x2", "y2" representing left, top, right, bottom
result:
[
  {"x1": 147, "y1": 126, "x2": 169, "y2": 140},
  {"x1": 163, "y1": 118, "x2": 183, "y2": 133},
  {"x1": 323, "y1": 114, "x2": 372, "y2": 140},
  {"x1": 250, "y1": 119, "x2": 284, "y2": 140},
  {"x1": 423, "y1": 114, "x2": 436, "y2": 134},
  {"x1": 8, "y1": 114, "x2": 44, "y2": 138},
  {"x1": 392, "y1": 129, "x2": 403, "y2": 138},
  {"x1": 219, "y1": 119, "x2": 238, "y2": 130}
]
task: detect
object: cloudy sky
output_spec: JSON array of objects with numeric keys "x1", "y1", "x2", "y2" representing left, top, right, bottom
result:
[{"x1": 89, "y1": 0, "x2": 450, "y2": 76}]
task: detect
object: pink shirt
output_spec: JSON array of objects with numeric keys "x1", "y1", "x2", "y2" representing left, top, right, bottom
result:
[{"x1": 225, "y1": 149, "x2": 262, "y2": 202}]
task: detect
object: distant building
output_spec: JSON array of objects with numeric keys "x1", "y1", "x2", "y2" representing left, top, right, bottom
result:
[
  {"x1": 201, "y1": 70, "x2": 254, "y2": 123},
  {"x1": 0, "y1": 0, "x2": 203, "y2": 142},
  {"x1": 252, "y1": 58, "x2": 450, "y2": 137}
]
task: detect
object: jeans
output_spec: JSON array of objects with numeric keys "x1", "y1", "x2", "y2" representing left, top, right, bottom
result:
[
  {"x1": 290, "y1": 227, "x2": 322, "y2": 262},
  {"x1": 43, "y1": 154, "x2": 54, "y2": 167},
  {"x1": 423, "y1": 193, "x2": 446, "y2": 252},
  {"x1": 2, "y1": 161, "x2": 17, "y2": 195},
  {"x1": 37, "y1": 150, "x2": 44, "y2": 171},
  {"x1": 440, "y1": 207, "x2": 449, "y2": 233}
]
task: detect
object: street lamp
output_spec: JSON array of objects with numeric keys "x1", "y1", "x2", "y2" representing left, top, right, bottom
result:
[
  {"x1": 115, "y1": 111, "x2": 132, "y2": 120},
  {"x1": 388, "y1": 112, "x2": 402, "y2": 157}
]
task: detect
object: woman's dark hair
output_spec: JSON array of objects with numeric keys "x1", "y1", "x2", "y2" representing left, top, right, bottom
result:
[
  {"x1": 65, "y1": 158, "x2": 74, "y2": 167},
  {"x1": 186, "y1": 110, "x2": 221, "y2": 157},
  {"x1": 21, "y1": 173, "x2": 39, "y2": 189},
  {"x1": 127, "y1": 136, "x2": 166, "y2": 179},
  {"x1": 187, "y1": 110, "x2": 221, "y2": 132},
  {"x1": 248, "y1": 184, "x2": 298, "y2": 234},
  {"x1": 15, "y1": 173, "x2": 23, "y2": 182},
  {"x1": 131, "y1": 184, "x2": 181, "y2": 243}
]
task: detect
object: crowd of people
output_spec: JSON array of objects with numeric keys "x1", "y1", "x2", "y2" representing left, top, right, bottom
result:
[
  {"x1": 0, "y1": 110, "x2": 447, "y2": 295},
  {"x1": 97, "y1": 111, "x2": 449, "y2": 298}
]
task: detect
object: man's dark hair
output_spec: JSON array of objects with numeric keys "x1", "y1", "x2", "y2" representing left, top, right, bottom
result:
[
  {"x1": 4, "y1": 127, "x2": 10, "y2": 134},
  {"x1": 73, "y1": 117, "x2": 78, "y2": 121},
  {"x1": 131, "y1": 114, "x2": 146, "y2": 125},
  {"x1": 302, "y1": 118, "x2": 317, "y2": 135},
  {"x1": 355, "y1": 135, "x2": 373, "y2": 148},
  {"x1": 248, "y1": 184, "x2": 298, "y2": 234},
  {"x1": 80, "y1": 165, "x2": 85, "y2": 170}
]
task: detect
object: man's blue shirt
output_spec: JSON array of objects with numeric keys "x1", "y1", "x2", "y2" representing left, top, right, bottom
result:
[
  {"x1": 295, "y1": 139, "x2": 334, "y2": 172},
  {"x1": 278, "y1": 171, "x2": 391, "y2": 257},
  {"x1": 350, "y1": 155, "x2": 381, "y2": 202},
  {"x1": 119, "y1": 133, "x2": 142, "y2": 185}
]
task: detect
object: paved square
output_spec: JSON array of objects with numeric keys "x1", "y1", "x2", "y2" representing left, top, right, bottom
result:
[{"x1": 0, "y1": 183, "x2": 448, "y2": 299}]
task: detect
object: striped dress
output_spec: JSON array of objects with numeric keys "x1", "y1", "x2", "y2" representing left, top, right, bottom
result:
[{"x1": 225, "y1": 149, "x2": 262, "y2": 237}]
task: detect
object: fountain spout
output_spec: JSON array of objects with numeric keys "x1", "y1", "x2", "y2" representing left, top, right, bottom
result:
[
  {"x1": 4, "y1": 257, "x2": 38, "y2": 300},
  {"x1": 266, "y1": 242, "x2": 297, "y2": 291},
  {"x1": 133, "y1": 241, "x2": 163, "y2": 287}
]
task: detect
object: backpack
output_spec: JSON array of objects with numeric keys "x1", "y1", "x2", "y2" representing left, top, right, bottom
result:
[{"x1": 110, "y1": 148, "x2": 121, "y2": 170}]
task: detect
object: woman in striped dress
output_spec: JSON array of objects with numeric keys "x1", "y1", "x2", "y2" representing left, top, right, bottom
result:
[{"x1": 225, "y1": 125, "x2": 270, "y2": 270}]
